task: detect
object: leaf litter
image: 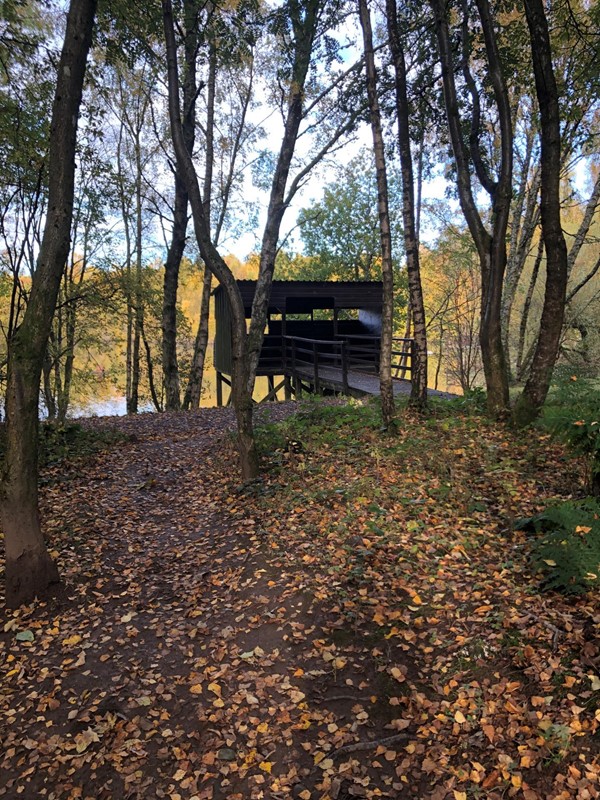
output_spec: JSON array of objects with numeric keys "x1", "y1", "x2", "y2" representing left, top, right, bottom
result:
[{"x1": 0, "y1": 401, "x2": 598, "y2": 800}]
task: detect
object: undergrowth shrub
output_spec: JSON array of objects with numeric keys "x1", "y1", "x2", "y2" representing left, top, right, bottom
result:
[
  {"x1": 39, "y1": 422, "x2": 125, "y2": 467},
  {"x1": 518, "y1": 499, "x2": 600, "y2": 595},
  {"x1": 542, "y1": 373, "x2": 600, "y2": 496}
]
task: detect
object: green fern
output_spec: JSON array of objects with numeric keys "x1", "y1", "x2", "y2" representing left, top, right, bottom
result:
[
  {"x1": 518, "y1": 499, "x2": 600, "y2": 595},
  {"x1": 543, "y1": 375, "x2": 600, "y2": 495}
]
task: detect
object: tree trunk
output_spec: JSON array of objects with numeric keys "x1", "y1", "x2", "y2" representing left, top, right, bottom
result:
[
  {"x1": 1, "y1": 0, "x2": 96, "y2": 608},
  {"x1": 182, "y1": 266, "x2": 212, "y2": 409},
  {"x1": 163, "y1": 0, "x2": 258, "y2": 479},
  {"x1": 245, "y1": 0, "x2": 321, "y2": 397},
  {"x1": 430, "y1": 0, "x2": 511, "y2": 418},
  {"x1": 57, "y1": 310, "x2": 76, "y2": 423},
  {"x1": 515, "y1": 236, "x2": 544, "y2": 382},
  {"x1": 501, "y1": 127, "x2": 538, "y2": 374},
  {"x1": 141, "y1": 319, "x2": 162, "y2": 412},
  {"x1": 129, "y1": 134, "x2": 144, "y2": 415},
  {"x1": 162, "y1": 0, "x2": 198, "y2": 411},
  {"x1": 162, "y1": 174, "x2": 187, "y2": 411},
  {"x1": 386, "y1": 0, "x2": 428, "y2": 409},
  {"x1": 42, "y1": 348, "x2": 56, "y2": 420},
  {"x1": 358, "y1": 0, "x2": 395, "y2": 427},
  {"x1": 514, "y1": 0, "x2": 568, "y2": 426},
  {"x1": 126, "y1": 297, "x2": 134, "y2": 411}
]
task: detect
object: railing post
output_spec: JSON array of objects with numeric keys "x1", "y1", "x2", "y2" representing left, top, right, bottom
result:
[
  {"x1": 291, "y1": 338, "x2": 301, "y2": 397},
  {"x1": 341, "y1": 341, "x2": 349, "y2": 395},
  {"x1": 282, "y1": 335, "x2": 287, "y2": 375},
  {"x1": 313, "y1": 342, "x2": 319, "y2": 394},
  {"x1": 410, "y1": 338, "x2": 415, "y2": 375}
]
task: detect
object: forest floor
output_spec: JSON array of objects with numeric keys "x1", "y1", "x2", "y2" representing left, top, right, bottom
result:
[{"x1": 0, "y1": 399, "x2": 599, "y2": 800}]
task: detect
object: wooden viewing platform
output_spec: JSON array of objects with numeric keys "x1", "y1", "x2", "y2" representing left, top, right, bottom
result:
[{"x1": 212, "y1": 280, "x2": 451, "y2": 404}]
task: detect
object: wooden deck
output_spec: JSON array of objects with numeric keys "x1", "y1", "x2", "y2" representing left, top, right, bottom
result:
[{"x1": 293, "y1": 365, "x2": 456, "y2": 400}]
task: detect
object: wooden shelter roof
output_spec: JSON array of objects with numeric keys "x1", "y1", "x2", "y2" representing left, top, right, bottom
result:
[{"x1": 214, "y1": 280, "x2": 383, "y2": 316}]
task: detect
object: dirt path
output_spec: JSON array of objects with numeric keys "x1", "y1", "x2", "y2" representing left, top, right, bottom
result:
[{"x1": 1, "y1": 406, "x2": 326, "y2": 799}]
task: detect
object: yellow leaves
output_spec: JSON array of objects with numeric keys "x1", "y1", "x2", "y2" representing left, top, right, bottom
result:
[
  {"x1": 482, "y1": 724, "x2": 495, "y2": 742},
  {"x1": 207, "y1": 682, "x2": 221, "y2": 697},
  {"x1": 256, "y1": 722, "x2": 269, "y2": 734},
  {"x1": 504, "y1": 699, "x2": 522, "y2": 714},
  {"x1": 390, "y1": 666, "x2": 406, "y2": 682},
  {"x1": 137, "y1": 695, "x2": 152, "y2": 706},
  {"x1": 588, "y1": 674, "x2": 600, "y2": 691},
  {"x1": 313, "y1": 752, "x2": 334, "y2": 771},
  {"x1": 453, "y1": 791, "x2": 467, "y2": 800},
  {"x1": 73, "y1": 650, "x2": 86, "y2": 668},
  {"x1": 258, "y1": 761, "x2": 273, "y2": 773},
  {"x1": 575, "y1": 525, "x2": 592, "y2": 535},
  {"x1": 62, "y1": 634, "x2": 82, "y2": 647},
  {"x1": 74, "y1": 727, "x2": 100, "y2": 753},
  {"x1": 189, "y1": 684, "x2": 203, "y2": 695},
  {"x1": 322, "y1": 647, "x2": 346, "y2": 670},
  {"x1": 454, "y1": 710, "x2": 466, "y2": 724}
]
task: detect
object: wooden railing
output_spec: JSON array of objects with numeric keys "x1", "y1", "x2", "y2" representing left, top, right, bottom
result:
[
  {"x1": 260, "y1": 334, "x2": 414, "y2": 397},
  {"x1": 392, "y1": 337, "x2": 414, "y2": 378},
  {"x1": 336, "y1": 334, "x2": 380, "y2": 373},
  {"x1": 335, "y1": 334, "x2": 414, "y2": 377},
  {"x1": 283, "y1": 335, "x2": 349, "y2": 394}
]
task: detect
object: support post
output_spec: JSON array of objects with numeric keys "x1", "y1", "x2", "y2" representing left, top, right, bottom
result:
[
  {"x1": 313, "y1": 342, "x2": 319, "y2": 394},
  {"x1": 341, "y1": 341, "x2": 349, "y2": 395},
  {"x1": 216, "y1": 372, "x2": 223, "y2": 407}
]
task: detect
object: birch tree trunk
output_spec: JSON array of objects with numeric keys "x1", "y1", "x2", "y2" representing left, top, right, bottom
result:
[
  {"x1": 358, "y1": 0, "x2": 395, "y2": 427},
  {"x1": 386, "y1": 0, "x2": 428, "y2": 409}
]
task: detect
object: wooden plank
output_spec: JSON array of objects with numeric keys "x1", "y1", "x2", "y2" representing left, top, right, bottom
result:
[{"x1": 294, "y1": 365, "x2": 455, "y2": 399}]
